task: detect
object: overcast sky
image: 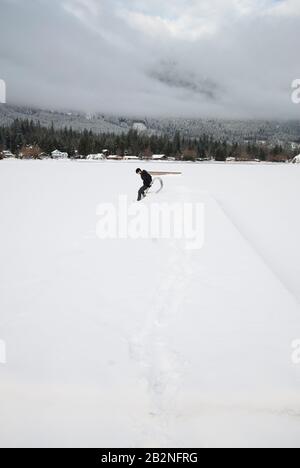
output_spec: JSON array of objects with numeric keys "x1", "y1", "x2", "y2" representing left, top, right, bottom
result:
[{"x1": 0, "y1": 0, "x2": 300, "y2": 118}]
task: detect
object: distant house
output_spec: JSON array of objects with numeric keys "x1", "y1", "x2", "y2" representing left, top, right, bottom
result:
[
  {"x1": 1, "y1": 150, "x2": 15, "y2": 158},
  {"x1": 152, "y1": 154, "x2": 167, "y2": 161},
  {"x1": 51, "y1": 149, "x2": 68, "y2": 159},
  {"x1": 107, "y1": 155, "x2": 122, "y2": 160},
  {"x1": 19, "y1": 145, "x2": 42, "y2": 159},
  {"x1": 87, "y1": 153, "x2": 105, "y2": 160},
  {"x1": 292, "y1": 155, "x2": 300, "y2": 164}
]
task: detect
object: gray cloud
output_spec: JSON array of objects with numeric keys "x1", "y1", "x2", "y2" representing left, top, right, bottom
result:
[
  {"x1": 0, "y1": 0, "x2": 300, "y2": 119},
  {"x1": 149, "y1": 60, "x2": 220, "y2": 100}
]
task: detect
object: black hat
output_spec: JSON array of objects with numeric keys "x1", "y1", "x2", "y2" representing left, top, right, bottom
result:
[{"x1": 136, "y1": 168, "x2": 141, "y2": 174}]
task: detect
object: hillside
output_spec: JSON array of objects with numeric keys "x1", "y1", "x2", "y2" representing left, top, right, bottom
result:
[{"x1": 1, "y1": 104, "x2": 300, "y2": 144}]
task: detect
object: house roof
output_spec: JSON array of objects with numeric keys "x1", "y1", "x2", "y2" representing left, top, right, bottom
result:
[
  {"x1": 52, "y1": 150, "x2": 68, "y2": 155},
  {"x1": 152, "y1": 154, "x2": 166, "y2": 160}
]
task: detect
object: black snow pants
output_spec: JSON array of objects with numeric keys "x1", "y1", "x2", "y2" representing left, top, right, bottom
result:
[{"x1": 138, "y1": 184, "x2": 151, "y2": 201}]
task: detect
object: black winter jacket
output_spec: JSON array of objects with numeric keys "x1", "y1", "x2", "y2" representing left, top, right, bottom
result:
[{"x1": 141, "y1": 170, "x2": 152, "y2": 187}]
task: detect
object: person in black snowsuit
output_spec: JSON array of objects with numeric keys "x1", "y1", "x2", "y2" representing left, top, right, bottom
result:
[{"x1": 136, "y1": 168, "x2": 153, "y2": 201}]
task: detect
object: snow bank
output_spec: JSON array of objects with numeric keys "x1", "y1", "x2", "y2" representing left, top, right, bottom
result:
[{"x1": 292, "y1": 155, "x2": 300, "y2": 164}]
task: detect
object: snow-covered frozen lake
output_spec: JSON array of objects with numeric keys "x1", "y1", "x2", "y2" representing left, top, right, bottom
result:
[{"x1": 0, "y1": 159, "x2": 300, "y2": 448}]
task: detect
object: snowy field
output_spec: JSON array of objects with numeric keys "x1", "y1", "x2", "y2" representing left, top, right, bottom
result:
[{"x1": 0, "y1": 159, "x2": 300, "y2": 448}]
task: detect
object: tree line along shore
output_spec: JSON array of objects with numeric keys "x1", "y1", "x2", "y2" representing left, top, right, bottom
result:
[{"x1": 0, "y1": 118, "x2": 298, "y2": 162}]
